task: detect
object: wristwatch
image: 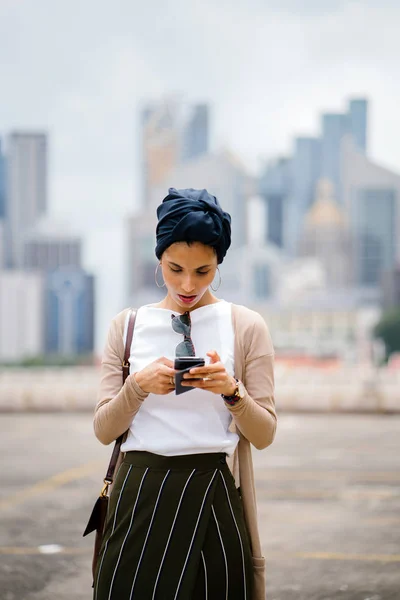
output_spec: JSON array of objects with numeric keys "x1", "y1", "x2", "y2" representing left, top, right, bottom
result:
[{"x1": 221, "y1": 378, "x2": 245, "y2": 406}]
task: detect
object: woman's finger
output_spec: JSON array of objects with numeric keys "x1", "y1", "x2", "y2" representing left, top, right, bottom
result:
[
  {"x1": 183, "y1": 370, "x2": 226, "y2": 380},
  {"x1": 207, "y1": 350, "x2": 221, "y2": 363},
  {"x1": 160, "y1": 365, "x2": 178, "y2": 376},
  {"x1": 188, "y1": 363, "x2": 224, "y2": 376},
  {"x1": 181, "y1": 379, "x2": 225, "y2": 388}
]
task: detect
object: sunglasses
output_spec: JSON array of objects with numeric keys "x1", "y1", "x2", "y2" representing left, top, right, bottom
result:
[{"x1": 171, "y1": 312, "x2": 196, "y2": 357}]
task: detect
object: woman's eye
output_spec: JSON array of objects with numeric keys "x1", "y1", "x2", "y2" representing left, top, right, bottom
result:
[
  {"x1": 197, "y1": 271, "x2": 210, "y2": 276},
  {"x1": 170, "y1": 268, "x2": 182, "y2": 273}
]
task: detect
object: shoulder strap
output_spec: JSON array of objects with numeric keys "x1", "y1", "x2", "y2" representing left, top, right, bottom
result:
[
  {"x1": 103, "y1": 309, "x2": 137, "y2": 487},
  {"x1": 123, "y1": 308, "x2": 136, "y2": 384}
]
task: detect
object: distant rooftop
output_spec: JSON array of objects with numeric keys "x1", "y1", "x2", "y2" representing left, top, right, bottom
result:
[{"x1": 24, "y1": 215, "x2": 80, "y2": 242}]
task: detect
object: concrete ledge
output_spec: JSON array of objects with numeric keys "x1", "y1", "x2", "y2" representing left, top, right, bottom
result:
[{"x1": 0, "y1": 366, "x2": 399, "y2": 413}]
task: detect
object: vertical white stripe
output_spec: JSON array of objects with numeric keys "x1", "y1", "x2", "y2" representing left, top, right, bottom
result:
[
  {"x1": 129, "y1": 470, "x2": 171, "y2": 599},
  {"x1": 219, "y1": 470, "x2": 247, "y2": 600},
  {"x1": 173, "y1": 469, "x2": 218, "y2": 600},
  {"x1": 212, "y1": 505, "x2": 228, "y2": 600},
  {"x1": 201, "y1": 551, "x2": 208, "y2": 600},
  {"x1": 94, "y1": 465, "x2": 133, "y2": 600},
  {"x1": 152, "y1": 469, "x2": 196, "y2": 600},
  {"x1": 107, "y1": 467, "x2": 149, "y2": 600}
]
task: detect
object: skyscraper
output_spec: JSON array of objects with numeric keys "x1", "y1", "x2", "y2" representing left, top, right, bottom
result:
[
  {"x1": 341, "y1": 136, "x2": 400, "y2": 288},
  {"x1": 6, "y1": 132, "x2": 47, "y2": 267},
  {"x1": 0, "y1": 139, "x2": 5, "y2": 219},
  {"x1": 21, "y1": 215, "x2": 94, "y2": 355},
  {"x1": 259, "y1": 157, "x2": 291, "y2": 249},
  {"x1": 23, "y1": 216, "x2": 82, "y2": 271},
  {"x1": 0, "y1": 270, "x2": 44, "y2": 361},
  {"x1": 181, "y1": 104, "x2": 209, "y2": 162},
  {"x1": 288, "y1": 137, "x2": 322, "y2": 254},
  {"x1": 353, "y1": 189, "x2": 397, "y2": 286},
  {"x1": 140, "y1": 99, "x2": 181, "y2": 208},
  {"x1": 320, "y1": 113, "x2": 348, "y2": 203},
  {"x1": 348, "y1": 98, "x2": 368, "y2": 153},
  {"x1": 262, "y1": 97, "x2": 369, "y2": 257},
  {"x1": 0, "y1": 139, "x2": 6, "y2": 269},
  {"x1": 140, "y1": 99, "x2": 210, "y2": 206},
  {"x1": 45, "y1": 268, "x2": 94, "y2": 355},
  {"x1": 320, "y1": 99, "x2": 368, "y2": 204}
]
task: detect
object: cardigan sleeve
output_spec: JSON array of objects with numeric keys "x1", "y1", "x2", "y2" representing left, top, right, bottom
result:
[
  {"x1": 93, "y1": 312, "x2": 149, "y2": 445},
  {"x1": 228, "y1": 311, "x2": 277, "y2": 450}
]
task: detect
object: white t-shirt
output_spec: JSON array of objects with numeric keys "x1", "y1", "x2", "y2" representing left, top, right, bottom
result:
[{"x1": 120, "y1": 300, "x2": 239, "y2": 456}]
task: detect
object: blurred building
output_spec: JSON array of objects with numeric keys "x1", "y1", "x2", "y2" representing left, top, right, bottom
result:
[
  {"x1": 0, "y1": 222, "x2": 5, "y2": 270},
  {"x1": 259, "y1": 157, "x2": 291, "y2": 249},
  {"x1": 255, "y1": 287, "x2": 381, "y2": 361},
  {"x1": 6, "y1": 132, "x2": 48, "y2": 268},
  {"x1": 342, "y1": 136, "x2": 400, "y2": 288},
  {"x1": 221, "y1": 240, "x2": 285, "y2": 306},
  {"x1": 0, "y1": 140, "x2": 6, "y2": 269},
  {"x1": 0, "y1": 270, "x2": 44, "y2": 362},
  {"x1": 0, "y1": 139, "x2": 5, "y2": 219},
  {"x1": 181, "y1": 104, "x2": 209, "y2": 162},
  {"x1": 23, "y1": 216, "x2": 82, "y2": 270},
  {"x1": 298, "y1": 178, "x2": 352, "y2": 287},
  {"x1": 22, "y1": 215, "x2": 94, "y2": 356},
  {"x1": 382, "y1": 266, "x2": 400, "y2": 309},
  {"x1": 0, "y1": 131, "x2": 95, "y2": 360},
  {"x1": 141, "y1": 99, "x2": 181, "y2": 209},
  {"x1": 45, "y1": 268, "x2": 95, "y2": 356},
  {"x1": 286, "y1": 137, "x2": 322, "y2": 254},
  {"x1": 347, "y1": 98, "x2": 368, "y2": 152},
  {"x1": 321, "y1": 99, "x2": 367, "y2": 204},
  {"x1": 353, "y1": 189, "x2": 396, "y2": 286},
  {"x1": 260, "y1": 98, "x2": 368, "y2": 256},
  {"x1": 125, "y1": 209, "x2": 160, "y2": 307},
  {"x1": 140, "y1": 99, "x2": 210, "y2": 207}
]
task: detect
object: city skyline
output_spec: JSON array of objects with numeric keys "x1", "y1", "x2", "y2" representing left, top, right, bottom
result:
[
  {"x1": 1, "y1": 92, "x2": 398, "y2": 356},
  {"x1": 2, "y1": 0, "x2": 400, "y2": 351},
  {"x1": 0, "y1": 131, "x2": 95, "y2": 361}
]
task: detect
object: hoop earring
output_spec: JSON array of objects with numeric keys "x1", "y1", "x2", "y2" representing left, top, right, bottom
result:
[
  {"x1": 211, "y1": 267, "x2": 221, "y2": 292},
  {"x1": 155, "y1": 263, "x2": 166, "y2": 288}
]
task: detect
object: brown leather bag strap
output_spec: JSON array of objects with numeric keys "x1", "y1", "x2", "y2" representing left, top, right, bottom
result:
[{"x1": 104, "y1": 309, "x2": 137, "y2": 485}]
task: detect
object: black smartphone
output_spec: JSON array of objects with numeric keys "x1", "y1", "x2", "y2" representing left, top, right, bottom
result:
[{"x1": 174, "y1": 357, "x2": 205, "y2": 395}]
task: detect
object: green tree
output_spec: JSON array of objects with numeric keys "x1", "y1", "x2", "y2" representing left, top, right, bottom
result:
[{"x1": 374, "y1": 308, "x2": 400, "y2": 359}]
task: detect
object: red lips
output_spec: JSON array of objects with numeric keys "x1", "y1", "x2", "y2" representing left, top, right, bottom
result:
[{"x1": 178, "y1": 294, "x2": 197, "y2": 304}]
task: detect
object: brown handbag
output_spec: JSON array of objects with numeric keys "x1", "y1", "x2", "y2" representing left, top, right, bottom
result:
[{"x1": 83, "y1": 309, "x2": 137, "y2": 584}]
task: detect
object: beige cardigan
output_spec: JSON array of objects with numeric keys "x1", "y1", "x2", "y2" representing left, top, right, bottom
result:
[{"x1": 94, "y1": 303, "x2": 277, "y2": 600}]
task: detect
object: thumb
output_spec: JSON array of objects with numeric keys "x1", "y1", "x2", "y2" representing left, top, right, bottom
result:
[{"x1": 207, "y1": 350, "x2": 220, "y2": 363}]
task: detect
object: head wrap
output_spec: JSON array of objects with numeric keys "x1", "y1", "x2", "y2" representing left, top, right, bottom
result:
[{"x1": 155, "y1": 187, "x2": 231, "y2": 264}]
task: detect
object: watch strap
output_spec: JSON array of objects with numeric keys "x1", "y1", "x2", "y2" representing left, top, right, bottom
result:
[{"x1": 221, "y1": 378, "x2": 241, "y2": 406}]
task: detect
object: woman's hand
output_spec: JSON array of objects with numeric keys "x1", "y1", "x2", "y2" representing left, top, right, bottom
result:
[
  {"x1": 182, "y1": 350, "x2": 237, "y2": 396},
  {"x1": 134, "y1": 357, "x2": 176, "y2": 395}
]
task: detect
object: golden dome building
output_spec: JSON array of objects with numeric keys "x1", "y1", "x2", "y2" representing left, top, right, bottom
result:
[{"x1": 298, "y1": 178, "x2": 352, "y2": 287}]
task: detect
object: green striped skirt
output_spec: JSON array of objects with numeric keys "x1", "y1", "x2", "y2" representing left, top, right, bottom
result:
[{"x1": 93, "y1": 451, "x2": 253, "y2": 600}]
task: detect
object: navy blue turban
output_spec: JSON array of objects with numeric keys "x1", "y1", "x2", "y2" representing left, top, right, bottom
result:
[{"x1": 155, "y1": 187, "x2": 232, "y2": 264}]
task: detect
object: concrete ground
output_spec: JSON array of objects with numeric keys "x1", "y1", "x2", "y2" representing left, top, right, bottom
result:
[{"x1": 1, "y1": 413, "x2": 399, "y2": 600}]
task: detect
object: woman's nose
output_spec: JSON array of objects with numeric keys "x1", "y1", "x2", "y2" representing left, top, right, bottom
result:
[{"x1": 181, "y1": 276, "x2": 195, "y2": 293}]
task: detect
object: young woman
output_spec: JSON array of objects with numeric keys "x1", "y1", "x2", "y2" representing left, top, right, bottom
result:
[{"x1": 93, "y1": 187, "x2": 276, "y2": 600}]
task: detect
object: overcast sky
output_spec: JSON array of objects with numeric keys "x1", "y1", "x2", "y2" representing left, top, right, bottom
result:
[{"x1": 1, "y1": 0, "x2": 400, "y2": 350}]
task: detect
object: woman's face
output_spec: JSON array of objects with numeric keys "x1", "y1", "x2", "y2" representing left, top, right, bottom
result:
[{"x1": 161, "y1": 242, "x2": 218, "y2": 310}]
